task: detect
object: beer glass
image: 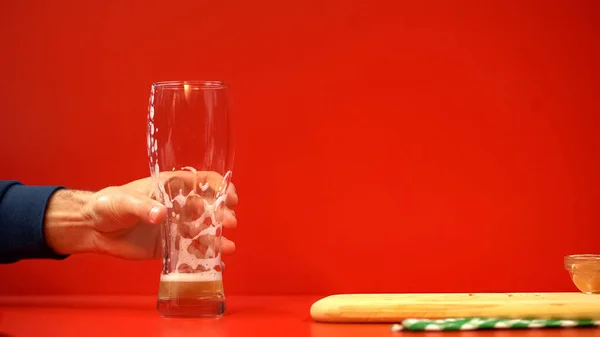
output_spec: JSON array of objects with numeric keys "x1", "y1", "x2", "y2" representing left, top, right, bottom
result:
[{"x1": 147, "y1": 80, "x2": 234, "y2": 317}]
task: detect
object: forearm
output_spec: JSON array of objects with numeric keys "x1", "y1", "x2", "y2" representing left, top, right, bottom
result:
[
  {"x1": 44, "y1": 189, "x2": 96, "y2": 255},
  {"x1": 0, "y1": 181, "x2": 70, "y2": 263}
]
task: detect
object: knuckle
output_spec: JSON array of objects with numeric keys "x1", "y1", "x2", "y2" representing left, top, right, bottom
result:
[{"x1": 93, "y1": 189, "x2": 128, "y2": 220}]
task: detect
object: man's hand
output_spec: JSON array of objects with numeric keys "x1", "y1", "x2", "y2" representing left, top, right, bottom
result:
[{"x1": 43, "y1": 172, "x2": 238, "y2": 260}]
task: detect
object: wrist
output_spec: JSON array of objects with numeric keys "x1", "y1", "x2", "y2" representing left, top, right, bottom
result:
[{"x1": 44, "y1": 189, "x2": 96, "y2": 255}]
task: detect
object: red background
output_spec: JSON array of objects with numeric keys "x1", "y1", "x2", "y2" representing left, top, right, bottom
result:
[{"x1": 0, "y1": 0, "x2": 598, "y2": 296}]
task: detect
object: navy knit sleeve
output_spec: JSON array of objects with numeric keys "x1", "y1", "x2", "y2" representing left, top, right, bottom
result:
[{"x1": 0, "y1": 180, "x2": 69, "y2": 264}]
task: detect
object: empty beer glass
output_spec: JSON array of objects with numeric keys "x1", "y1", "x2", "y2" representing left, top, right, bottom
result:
[{"x1": 147, "y1": 80, "x2": 234, "y2": 317}]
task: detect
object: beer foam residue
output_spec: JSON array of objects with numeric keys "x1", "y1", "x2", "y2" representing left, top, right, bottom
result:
[{"x1": 161, "y1": 272, "x2": 222, "y2": 282}]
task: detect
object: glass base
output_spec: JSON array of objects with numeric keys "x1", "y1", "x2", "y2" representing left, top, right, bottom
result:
[{"x1": 157, "y1": 296, "x2": 225, "y2": 318}]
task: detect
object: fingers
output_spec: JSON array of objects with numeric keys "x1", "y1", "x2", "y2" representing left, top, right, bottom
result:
[
  {"x1": 187, "y1": 234, "x2": 212, "y2": 258},
  {"x1": 93, "y1": 188, "x2": 168, "y2": 229},
  {"x1": 148, "y1": 205, "x2": 167, "y2": 224},
  {"x1": 222, "y1": 237, "x2": 236, "y2": 254},
  {"x1": 160, "y1": 170, "x2": 238, "y2": 207},
  {"x1": 179, "y1": 194, "x2": 205, "y2": 222},
  {"x1": 175, "y1": 205, "x2": 235, "y2": 239},
  {"x1": 163, "y1": 170, "x2": 238, "y2": 234},
  {"x1": 223, "y1": 208, "x2": 237, "y2": 228},
  {"x1": 184, "y1": 234, "x2": 236, "y2": 258},
  {"x1": 226, "y1": 183, "x2": 238, "y2": 207}
]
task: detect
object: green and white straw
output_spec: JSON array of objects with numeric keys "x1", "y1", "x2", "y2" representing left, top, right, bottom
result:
[{"x1": 390, "y1": 318, "x2": 600, "y2": 332}]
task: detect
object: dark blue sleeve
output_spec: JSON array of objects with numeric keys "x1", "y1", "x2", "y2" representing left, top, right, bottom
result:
[{"x1": 0, "y1": 180, "x2": 70, "y2": 264}]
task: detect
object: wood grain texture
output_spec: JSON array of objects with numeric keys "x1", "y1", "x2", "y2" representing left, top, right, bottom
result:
[{"x1": 310, "y1": 293, "x2": 600, "y2": 323}]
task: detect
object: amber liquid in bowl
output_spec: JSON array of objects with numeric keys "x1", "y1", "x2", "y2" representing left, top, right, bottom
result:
[{"x1": 565, "y1": 255, "x2": 600, "y2": 294}]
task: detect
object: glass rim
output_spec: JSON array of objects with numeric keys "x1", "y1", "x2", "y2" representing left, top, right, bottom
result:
[
  {"x1": 565, "y1": 254, "x2": 600, "y2": 261},
  {"x1": 152, "y1": 80, "x2": 229, "y2": 89}
]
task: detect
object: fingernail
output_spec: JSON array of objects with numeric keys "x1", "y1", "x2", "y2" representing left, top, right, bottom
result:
[{"x1": 149, "y1": 206, "x2": 162, "y2": 224}]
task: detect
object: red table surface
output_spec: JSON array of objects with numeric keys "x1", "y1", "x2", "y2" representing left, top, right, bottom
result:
[{"x1": 1, "y1": 296, "x2": 600, "y2": 337}]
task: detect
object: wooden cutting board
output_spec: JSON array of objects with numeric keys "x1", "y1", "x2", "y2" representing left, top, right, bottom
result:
[{"x1": 310, "y1": 293, "x2": 600, "y2": 323}]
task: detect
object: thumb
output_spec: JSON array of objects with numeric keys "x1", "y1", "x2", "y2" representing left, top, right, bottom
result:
[{"x1": 94, "y1": 189, "x2": 167, "y2": 227}]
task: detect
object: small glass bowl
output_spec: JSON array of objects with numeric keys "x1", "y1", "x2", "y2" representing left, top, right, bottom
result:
[{"x1": 564, "y1": 254, "x2": 600, "y2": 294}]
